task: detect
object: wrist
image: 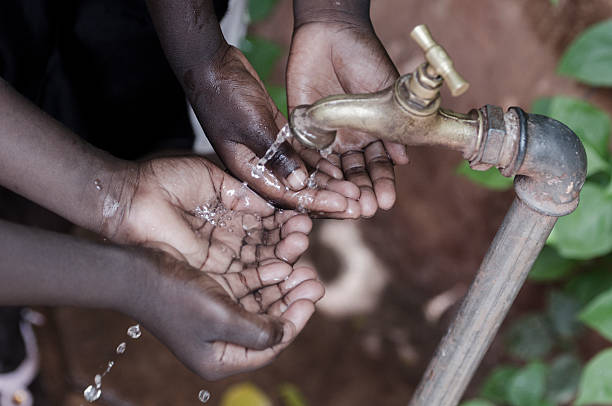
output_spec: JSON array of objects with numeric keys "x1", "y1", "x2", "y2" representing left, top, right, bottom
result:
[
  {"x1": 293, "y1": 0, "x2": 371, "y2": 28},
  {"x1": 94, "y1": 159, "x2": 139, "y2": 239}
]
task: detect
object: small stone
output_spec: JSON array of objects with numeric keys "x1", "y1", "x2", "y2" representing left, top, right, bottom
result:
[
  {"x1": 116, "y1": 342, "x2": 126, "y2": 354},
  {"x1": 198, "y1": 390, "x2": 211, "y2": 403},
  {"x1": 127, "y1": 324, "x2": 141, "y2": 339},
  {"x1": 84, "y1": 385, "x2": 101, "y2": 403}
]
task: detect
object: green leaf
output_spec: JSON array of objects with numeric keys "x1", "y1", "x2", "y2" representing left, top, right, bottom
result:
[
  {"x1": 529, "y1": 245, "x2": 577, "y2": 282},
  {"x1": 532, "y1": 97, "x2": 611, "y2": 177},
  {"x1": 248, "y1": 0, "x2": 279, "y2": 22},
  {"x1": 580, "y1": 287, "x2": 612, "y2": 341},
  {"x1": 507, "y1": 362, "x2": 548, "y2": 406},
  {"x1": 480, "y1": 366, "x2": 519, "y2": 403},
  {"x1": 546, "y1": 353, "x2": 582, "y2": 404},
  {"x1": 548, "y1": 183, "x2": 612, "y2": 259},
  {"x1": 505, "y1": 314, "x2": 554, "y2": 361},
  {"x1": 456, "y1": 160, "x2": 514, "y2": 190},
  {"x1": 575, "y1": 348, "x2": 612, "y2": 405},
  {"x1": 558, "y1": 19, "x2": 612, "y2": 87},
  {"x1": 240, "y1": 36, "x2": 282, "y2": 82},
  {"x1": 565, "y1": 268, "x2": 612, "y2": 306},
  {"x1": 460, "y1": 400, "x2": 495, "y2": 406},
  {"x1": 266, "y1": 84, "x2": 287, "y2": 118},
  {"x1": 547, "y1": 290, "x2": 583, "y2": 340},
  {"x1": 279, "y1": 383, "x2": 308, "y2": 406},
  {"x1": 221, "y1": 383, "x2": 272, "y2": 406}
]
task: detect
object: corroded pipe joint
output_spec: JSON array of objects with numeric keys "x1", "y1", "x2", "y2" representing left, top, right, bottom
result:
[
  {"x1": 471, "y1": 106, "x2": 586, "y2": 217},
  {"x1": 513, "y1": 109, "x2": 587, "y2": 216}
]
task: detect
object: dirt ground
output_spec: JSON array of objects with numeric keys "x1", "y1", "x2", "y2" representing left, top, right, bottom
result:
[{"x1": 28, "y1": 0, "x2": 612, "y2": 405}]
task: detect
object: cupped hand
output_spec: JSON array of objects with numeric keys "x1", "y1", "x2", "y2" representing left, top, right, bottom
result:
[
  {"x1": 189, "y1": 46, "x2": 360, "y2": 217},
  {"x1": 111, "y1": 156, "x2": 317, "y2": 269},
  {"x1": 287, "y1": 20, "x2": 410, "y2": 217},
  {"x1": 135, "y1": 248, "x2": 324, "y2": 380}
]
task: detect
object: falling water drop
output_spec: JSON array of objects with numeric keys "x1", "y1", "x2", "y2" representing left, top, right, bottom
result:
[
  {"x1": 116, "y1": 342, "x2": 126, "y2": 354},
  {"x1": 198, "y1": 389, "x2": 211, "y2": 403},
  {"x1": 94, "y1": 179, "x2": 103, "y2": 191},
  {"x1": 84, "y1": 385, "x2": 101, "y2": 403},
  {"x1": 127, "y1": 324, "x2": 141, "y2": 339}
]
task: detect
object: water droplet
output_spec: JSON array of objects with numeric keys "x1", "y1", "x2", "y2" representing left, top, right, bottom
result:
[
  {"x1": 198, "y1": 389, "x2": 211, "y2": 403},
  {"x1": 127, "y1": 324, "x2": 141, "y2": 339},
  {"x1": 105, "y1": 361, "x2": 114, "y2": 373},
  {"x1": 94, "y1": 374, "x2": 102, "y2": 387},
  {"x1": 93, "y1": 179, "x2": 103, "y2": 191},
  {"x1": 116, "y1": 342, "x2": 126, "y2": 354},
  {"x1": 84, "y1": 385, "x2": 101, "y2": 403}
]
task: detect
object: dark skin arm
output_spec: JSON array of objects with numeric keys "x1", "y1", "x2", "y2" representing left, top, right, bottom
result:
[
  {"x1": 288, "y1": 0, "x2": 410, "y2": 217},
  {"x1": 0, "y1": 78, "x2": 325, "y2": 377},
  {"x1": 0, "y1": 219, "x2": 323, "y2": 379},
  {"x1": 145, "y1": 0, "x2": 361, "y2": 217}
]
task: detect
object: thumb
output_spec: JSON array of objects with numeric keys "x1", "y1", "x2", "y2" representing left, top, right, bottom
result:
[
  {"x1": 218, "y1": 303, "x2": 286, "y2": 350},
  {"x1": 266, "y1": 140, "x2": 309, "y2": 191}
]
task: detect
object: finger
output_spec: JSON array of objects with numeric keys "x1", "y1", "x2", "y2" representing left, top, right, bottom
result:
[
  {"x1": 267, "y1": 141, "x2": 309, "y2": 191},
  {"x1": 239, "y1": 244, "x2": 277, "y2": 265},
  {"x1": 293, "y1": 142, "x2": 343, "y2": 180},
  {"x1": 285, "y1": 188, "x2": 348, "y2": 213},
  {"x1": 309, "y1": 198, "x2": 360, "y2": 219},
  {"x1": 221, "y1": 261, "x2": 293, "y2": 298},
  {"x1": 383, "y1": 140, "x2": 410, "y2": 165},
  {"x1": 257, "y1": 266, "x2": 319, "y2": 309},
  {"x1": 280, "y1": 214, "x2": 313, "y2": 238},
  {"x1": 261, "y1": 210, "x2": 301, "y2": 230},
  {"x1": 275, "y1": 232, "x2": 309, "y2": 264},
  {"x1": 267, "y1": 279, "x2": 325, "y2": 316},
  {"x1": 310, "y1": 171, "x2": 360, "y2": 200},
  {"x1": 263, "y1": 214, "x2": 312, "y2": 245},
  {"x1": 365, "y1": 141, "x2": 397, "y2": 210},
  {"x1": 211, "y1": 300, "x2": 314, "y2": 375},
  {"x1": 341, "y1": 151, "x2": 378, "y2": 218},
  {"x1": 217, "y1": 303, "x2": 286, "y2": 350}
]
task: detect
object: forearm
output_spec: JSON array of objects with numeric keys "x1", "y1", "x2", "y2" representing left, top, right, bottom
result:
[
  {"x1": 146, "y1": 0, "x2": 285, "y2": 167},
  {"x1": 0, "y1": 219, "x2": 150, "y2": 311},
  {"x1": 293, "y1": 0, "x2": 371, "y2": 26},
  {"x1": 0, "y1": 78, "x2": 135, "y2": 236}
]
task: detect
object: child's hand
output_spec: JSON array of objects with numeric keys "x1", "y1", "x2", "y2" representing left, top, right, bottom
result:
[
  {"x1": 109, "y1": 156, "x2": 316, "y2": 269},
  {"x1": 132, "y1": 249, "x2": 323, "y2": 380},
  {"x1": 287, "y1": 15, "x2": 410, "y2": 218}
]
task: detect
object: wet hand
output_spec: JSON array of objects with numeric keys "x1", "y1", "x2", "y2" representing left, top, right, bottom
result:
[
  {"x1": 287, "y1": 20, "x2": 410, "y2": 217},
  {"x1": 111, "y1": 156, "x2": 316, "y2": 269},
  {"x1": 187, "y1": 47, "x2": 360, "y2": 217},
  {"x1": 133, "y1": 248, "x2": 324, "y2": 380}
]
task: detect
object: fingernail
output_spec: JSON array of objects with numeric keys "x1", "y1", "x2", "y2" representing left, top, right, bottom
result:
[{"x1": 286, "y1": 169, "x2": 308, "y2": 191}]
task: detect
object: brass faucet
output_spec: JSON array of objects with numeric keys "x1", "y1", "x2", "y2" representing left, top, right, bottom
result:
[{"x1": 289, "y1": 24, "x2": 479, "y2": 158}]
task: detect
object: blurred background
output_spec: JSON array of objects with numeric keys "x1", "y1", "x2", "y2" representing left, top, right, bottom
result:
[{"x1": 5, "y1": 0, "x2": 612, "y2": 405}]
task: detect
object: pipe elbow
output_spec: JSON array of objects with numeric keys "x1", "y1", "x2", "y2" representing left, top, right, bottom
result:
[{"x1": 514, "y1": 111, "x2": 587, "y2": 216}]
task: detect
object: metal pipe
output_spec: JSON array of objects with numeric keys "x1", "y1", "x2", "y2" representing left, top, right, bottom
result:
[{"x1": 408, "y1": 198, "x2": 556, "y2": 406}]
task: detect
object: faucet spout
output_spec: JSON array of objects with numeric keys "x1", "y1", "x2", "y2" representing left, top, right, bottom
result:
[{"x1": 289, "y1": 76, "x2": 481, "y2": 157}]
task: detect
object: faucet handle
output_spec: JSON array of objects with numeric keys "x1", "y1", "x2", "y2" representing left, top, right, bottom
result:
[{"x1": 410, "y1": 24, "x2": 469, "y2": 97}]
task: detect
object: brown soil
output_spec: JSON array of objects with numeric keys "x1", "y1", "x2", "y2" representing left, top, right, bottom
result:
[{"x1": 30, "y1": 1, "x2": 612, "y2": 405}]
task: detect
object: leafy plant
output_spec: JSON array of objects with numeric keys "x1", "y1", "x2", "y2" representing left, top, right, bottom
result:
[
  {"x1": 460, "y1": 18, "x2": 612, "y2": 406},
  {"x1": 240, "y1": 0, "x2": 288, "y2": 117}
]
